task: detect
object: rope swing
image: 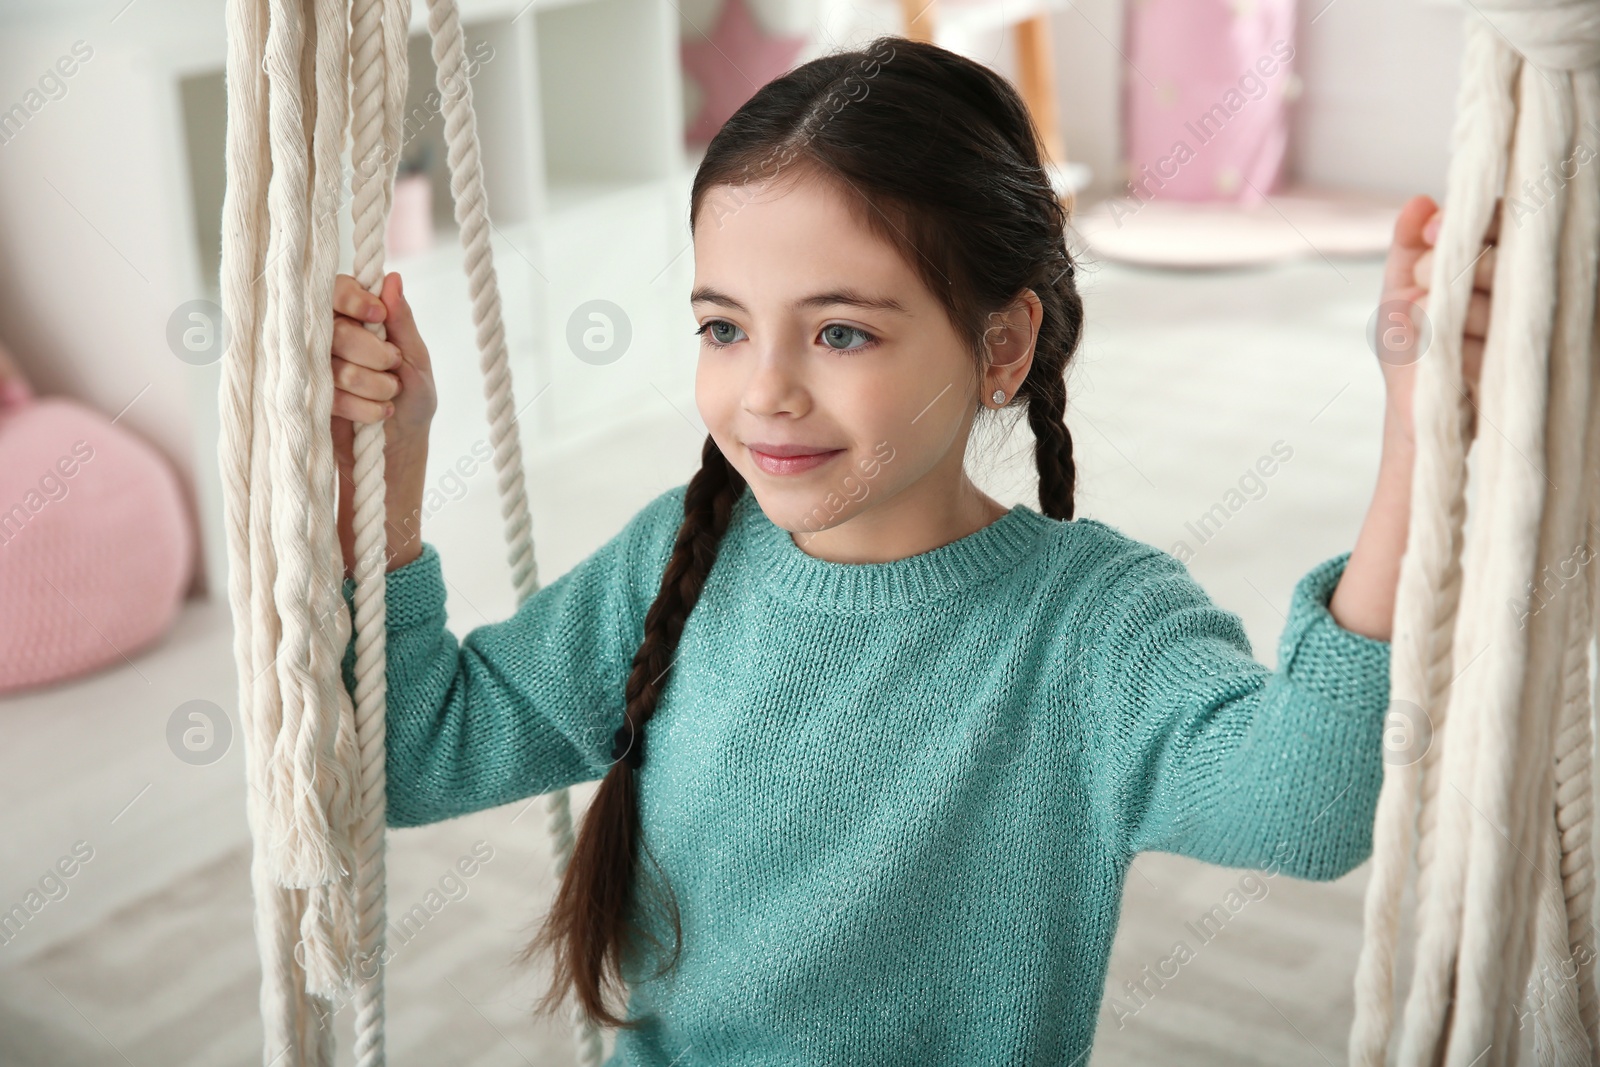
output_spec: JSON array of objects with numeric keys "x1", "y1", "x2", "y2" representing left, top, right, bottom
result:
[
  {"x1": 217, "y1": 0, "x2": 1600, "y2": 1062},
  {"x1": 218, "y1": 0, "x2": 600, "y2": 1061},
  {"x1": 1350, "y1": 2, "x2": 1600, "y2": 1064}
]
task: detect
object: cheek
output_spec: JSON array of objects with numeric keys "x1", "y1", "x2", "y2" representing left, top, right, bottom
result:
[
  {"x1": 831, "y1": 385, "x2": 950, "y2": 485},
  {"x1": 693, "y1": 353, "x2": 721, "y2": 412},
  {"x1": 694, "y1": 354, "x2": 739, "y2": 436},
  {"x1": 860, "y1": 372, "x2": 963, "y2": 454}
]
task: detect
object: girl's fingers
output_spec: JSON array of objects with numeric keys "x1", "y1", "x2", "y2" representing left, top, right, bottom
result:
[
  {"x1": 1465, "y1": 289, "x2": 1491, "y2": 340},
  {"x1": 333, "y1": 388, "x2": 391, "y2": 425},
  {"x1": 1470, "y1": 243, "x2": 1496, "y2": 291},
  {"x1": 333, "y1": 273, "x2": 387, "y2": 325},
  {"x1": 333, "y1": 355, "x2": 401, "y2": 403},
  {"x1": 1383, "y1": 195, "x2": 1438, "y2": 298},
  {"x1": 376, "y1": 273, "x2": 432, "y2": 375},
  {"x1": 1464, "y1": 336, "x2": 1484, "y2": 393},
  {"x1": 332, "y1": 315, "x2": 402, "y2": 372},
  {"x1": 1409, "y1": 240, "x2": 1498, "y2": 297}
]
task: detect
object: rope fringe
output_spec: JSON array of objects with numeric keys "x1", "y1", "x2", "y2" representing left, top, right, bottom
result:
[
  {"x1": 219, "y1": 0, "x2": 602, "y2": 1061},
  {"x1": 1349, "y1": 11, "x2": 1600, "y2": 1065}
]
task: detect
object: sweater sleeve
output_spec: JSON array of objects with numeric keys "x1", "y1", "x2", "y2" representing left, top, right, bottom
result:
[
  {"x1": 339, "y1": 487, "x2": 685, "y2": 829},
  {"x1": 1085, "y1": 546, "x2": 1393, "y2": 880}
]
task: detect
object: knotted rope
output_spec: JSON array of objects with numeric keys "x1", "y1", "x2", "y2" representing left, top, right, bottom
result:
[
  {"x1": 220, "y1": 0, "x2": 604, "y2": 1061},
  {"x1": 1348, "y1": 3, "x2": 1600, "y2": 1064}
]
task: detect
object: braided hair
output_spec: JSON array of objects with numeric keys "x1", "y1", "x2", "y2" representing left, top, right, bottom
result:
[{"x1": 516, "y1": 33, "x2": 1086, "y2": 1030}]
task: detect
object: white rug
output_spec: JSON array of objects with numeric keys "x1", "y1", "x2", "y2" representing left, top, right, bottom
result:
[{"x1": 1073, "y1": 183, "x2": 1410, "y2": 269}]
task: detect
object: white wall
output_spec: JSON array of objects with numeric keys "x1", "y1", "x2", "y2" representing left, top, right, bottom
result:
[{"x1": 0, "y1": 18, "x2": 214, "y2": 596}]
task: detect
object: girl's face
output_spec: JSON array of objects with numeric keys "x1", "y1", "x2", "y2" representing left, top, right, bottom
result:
[{"x1": 692, "y1": 173, "x2": 1034, "y2": 557}]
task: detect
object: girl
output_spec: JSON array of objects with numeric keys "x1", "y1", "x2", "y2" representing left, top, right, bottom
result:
[{"x1": 328, "y1": 35, "x2": 1494, "y2": 1066}]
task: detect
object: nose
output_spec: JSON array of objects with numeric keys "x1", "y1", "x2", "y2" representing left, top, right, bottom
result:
[{"x1": 740, "y1": 336, "x2": 812, "y2": 419}]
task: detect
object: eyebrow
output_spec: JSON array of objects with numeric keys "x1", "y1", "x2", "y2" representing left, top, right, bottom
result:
[{"x1": 690, "y1": 285, "x2": 909, "y2": 315}]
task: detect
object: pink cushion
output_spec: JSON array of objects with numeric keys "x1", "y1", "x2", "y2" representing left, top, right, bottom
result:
[
  {"x1": 1122, "y1": 0, "x2": 1296, "y2": 202},
  {"x1": 0, "y1": 394, "x2": 193, "y2": 694}
]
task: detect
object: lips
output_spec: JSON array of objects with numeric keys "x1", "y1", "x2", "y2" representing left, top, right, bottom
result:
[
  {"x1": 746, "y1": 442, "x2": 844, "y2": 476},
  {"x1": 745, "y1": 442, "x2": 840, "y2": 458}
]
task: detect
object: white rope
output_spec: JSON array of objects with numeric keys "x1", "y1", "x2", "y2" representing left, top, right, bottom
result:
[
  {"x1": 220, "y1": 0, "x2": 302, "y2": 1056},
  {"x1": 1348, "y1": 4, "x2": 1600, "y2": 1063},
  {"x1": 300, "y1": 0, "x2": 361, "y2": 1007},
  {"x1": 218, "y1": 0, "x2": 408, "y2": 1058},
  {"x1": 343, "y1": 0, "x2": 410, "y2": 1063},
  {"x1": 418, "y1": 0, "x2": 605, "y2": 1058},
  {"x1": 1348, "y1": 16, "x2": 1506, "y2": 1062},
  {"x1": 223, "y1": 0, "x2": 609, "y2": 1060}
]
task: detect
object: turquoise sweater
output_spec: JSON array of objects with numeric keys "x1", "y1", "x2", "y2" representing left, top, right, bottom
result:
[{"x1": 348, "y1": 482, "x2": 1392, "y2": 1064}]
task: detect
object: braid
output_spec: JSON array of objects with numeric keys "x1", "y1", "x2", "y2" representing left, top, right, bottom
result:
[
  {"x1": 1025, "y1": 372, "x2": 1076, "y2": 522},
  {"x1": 519, "y1": 436, "x2": 746, "y2": 1030},
  {"x1": 1017, "y1": 241, "x2": 1083, "y2": 523},
  {"x1": 620, "y1": 436, "x2": 746, "y2": 765}
]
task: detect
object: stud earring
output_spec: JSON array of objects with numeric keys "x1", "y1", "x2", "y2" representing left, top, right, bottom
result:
[{"x1": 991, "y1": 389, "x2": 1006, "y2": 405}]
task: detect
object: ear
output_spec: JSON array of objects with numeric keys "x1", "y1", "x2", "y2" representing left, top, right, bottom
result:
[
  {"x1": 980, "y1": 289, "x2": 1042, "y2": 400},
  {"x1": 982, "y1": 288, "x2": 1043, "y2": 366}
]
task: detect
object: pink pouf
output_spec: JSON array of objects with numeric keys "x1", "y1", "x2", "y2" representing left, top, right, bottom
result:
[{"x1": 0, "y1": 387, "x2": 193, "y2": 695}]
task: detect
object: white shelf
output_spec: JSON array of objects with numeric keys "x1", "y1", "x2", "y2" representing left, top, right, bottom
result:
[
  {"x1": 90, "y1": 0, "x2": 685, "y2": 597},
  {"x1": 406, "y1": 0, "x2": 602, "y2": 33}
]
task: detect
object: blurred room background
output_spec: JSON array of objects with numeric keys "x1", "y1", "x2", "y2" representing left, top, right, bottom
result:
[{"x1": 0, "y1": 0, "x2": 1464, "y2": 1062}]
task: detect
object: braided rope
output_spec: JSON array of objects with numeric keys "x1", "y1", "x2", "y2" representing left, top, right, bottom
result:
[
  {"x1": 419, "y1": 1, "x2": 604, "y2": 1059},
  {"x1": 1461, "y1": 56, "x2": 1572, "y2": 1065},
  {"x1": 1347, "y1": 17, "x2": 1507, "y2": 1063},
  {"x1": 1497, "y1": 59, "x2": 1599, "y2": 1063},
  {"x1": 299, "y1": 0, "x2": 361, "y2": 1005},
  {"x1": 262, "y1": 0, "x2": 335, "y2": 897},
  {"x1": 343, "y1": 0, "x2": 411, "y2": 1062},
  {"x1": 1349, "y1": 8, "x2": 1600, "y2": 1064},
  {"x1": 221, "y1": 0, "x2": 405, "y2": 1059},
  {"x1": 1551, "y1": 70, "x2": 1600, "y2": 1057},
  {"x1": 219, "y1": 0, "x2": 305, "y2": 1058}
]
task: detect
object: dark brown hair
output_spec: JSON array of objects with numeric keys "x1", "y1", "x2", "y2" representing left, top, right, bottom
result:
[{"x1": 515, "y1": 32, "x2": 1086, "y2": 1030}]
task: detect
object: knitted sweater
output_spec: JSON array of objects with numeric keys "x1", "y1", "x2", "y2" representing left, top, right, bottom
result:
[{"x1": 348, "y1": 481, "x2": 1392, "y2": 1065}]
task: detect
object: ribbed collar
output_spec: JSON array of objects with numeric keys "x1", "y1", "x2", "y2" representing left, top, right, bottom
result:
[{"x1": 730, "y1": 485, "x2": 1057, "y2": 613}]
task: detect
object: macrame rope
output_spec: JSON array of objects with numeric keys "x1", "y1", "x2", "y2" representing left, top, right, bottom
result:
[
  {"x1": 1348, "y1": 4, "x2": 1600, "y2": 1064},
  {"x1": 1348, "y1": 16, "x2": 1506, "y2": 1063},
  {"x1": 1544, "y1": 68, "x2": 1600, "y2": 1060},
  {"x1": 299, "y1": 0, "x2": 361, "y2": 1007},
  {"x1": 223, "y1": 0, "x2": 609, "y2": 1060},
  {"x1": 220, "y1": 0, "x2": 306, "y2": 1058},
  {"x1": 1453, "y1": 52, "x2": 1567, "y2": 1066},
  {"x1": 343, "y1": 0, "x2": 410, "y2": 1063},
  {"x1": 1497, "y1": 57, "x2": 1598, "y2": 1063},
  {"x1": 218, "y1": 0, "x2": 401, "y2": 1057},
  {"x1": 419, "y1": 0, "x2": 604, "y2": 1058}
]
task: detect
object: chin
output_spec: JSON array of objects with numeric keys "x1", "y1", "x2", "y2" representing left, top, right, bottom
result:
[{"x1": 753, "y1": 490, "x2": 861, "y2": 539}]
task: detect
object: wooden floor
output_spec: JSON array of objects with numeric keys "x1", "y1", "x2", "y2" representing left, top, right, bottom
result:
[
  {"x1": 0, "y1": 812, "x2": 1436, "y2": 1067},
  {"x1": 4, "y1": 233, "x2": 1513, "y2": 1063}
]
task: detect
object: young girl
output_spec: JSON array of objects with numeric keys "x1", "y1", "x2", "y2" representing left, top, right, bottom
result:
[{"x1": 328, "y1": 36, "x2": 1493, "y2": 1066}]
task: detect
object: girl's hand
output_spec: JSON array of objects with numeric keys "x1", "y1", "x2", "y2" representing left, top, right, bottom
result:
[
  {"x1": 330, "y1": 270, "x2": 438, "y2": 576},
  {"x1": 1330, "y1": 195, "x2": 1498, "y2": 641},
  {"x1": 1375, "y1": 193, "x2": 1499, "y2": 447}
]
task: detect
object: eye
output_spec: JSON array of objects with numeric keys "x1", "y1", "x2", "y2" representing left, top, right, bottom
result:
[
  {"x1": 695, "y1": 319, "x2": 746, "y2": 349},
  {"x1": 818, "y1": 324, "x2": 879, "y2": 354}
]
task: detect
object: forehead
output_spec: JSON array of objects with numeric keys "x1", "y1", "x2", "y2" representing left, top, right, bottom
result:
[{"x1": 691, "y1": 175, "x2": 915, "y2": 297}]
